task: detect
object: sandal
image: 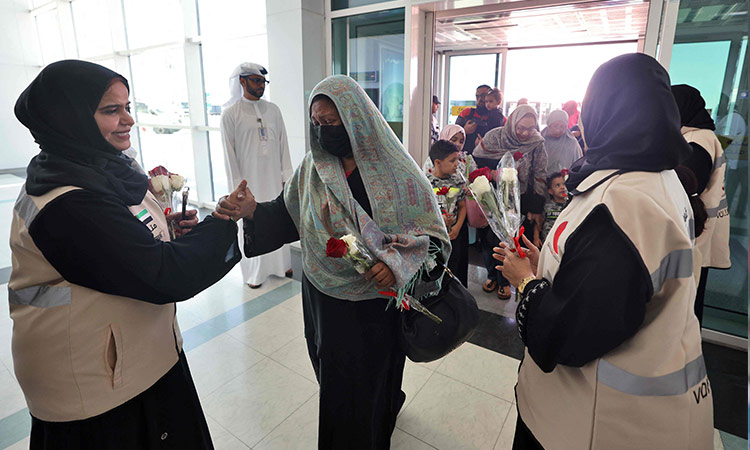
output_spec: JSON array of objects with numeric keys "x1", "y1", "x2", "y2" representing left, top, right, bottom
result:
[
  {"x1": 497, "y1": 285, "x2": 511, "y2": 300},
  {"x1": 482, "y1": 279, "x2": 497, "y2": 293}
]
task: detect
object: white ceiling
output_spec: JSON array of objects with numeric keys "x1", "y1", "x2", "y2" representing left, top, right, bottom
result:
[{"x1": 435, "y1": 0, "x2": 651, "y2": 51}]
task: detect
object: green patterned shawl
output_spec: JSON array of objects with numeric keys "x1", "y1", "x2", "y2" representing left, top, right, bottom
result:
[{"x1": 283, "y1": 75, "x2": 450, "y2": 301}]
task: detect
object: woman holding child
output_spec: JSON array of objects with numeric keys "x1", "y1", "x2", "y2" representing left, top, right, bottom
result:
[{"x1": 215, "y1": 75, "x2": 450, "y2": 449}]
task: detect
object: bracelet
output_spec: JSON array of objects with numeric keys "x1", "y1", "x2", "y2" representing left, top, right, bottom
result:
[{"x1": 517, "y1": 275, "x2": 537, "y2": 294}]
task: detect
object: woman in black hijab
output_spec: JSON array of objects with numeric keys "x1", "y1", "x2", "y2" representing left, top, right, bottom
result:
[
  {"x1": 10, "y1": 60, "x2": 240, "y2": 449},
  {"x1": 494, "y1": 54, "x2": 713, "y2": 449},
  {"x1": 671, "y1": 84, "x2": 732, "y2": 326}
]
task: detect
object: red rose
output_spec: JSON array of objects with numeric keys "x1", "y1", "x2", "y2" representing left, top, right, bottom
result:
[
  {"x1": 561, "y1": 168, "x2": 570, "y2": 177},
  {"x1": 148, "y1": 165, "x2": 170, "y2": 177},
  {"x1": 326, "y1": 237, "x2": 348, "y2": 258},
  {"x1": 436, "y1": 186, "x2": 449, "y2": 196},
  {"x1": 513, "y1": 152, "x2": 523, "y2": 161},
  {"x1": 468, "y1": 167, "x2": 491, "y2": 183}
]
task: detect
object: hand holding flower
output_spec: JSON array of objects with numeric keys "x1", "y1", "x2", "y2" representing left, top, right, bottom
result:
[
  {"x1": 365, "y1": 261, "x2": 396, "y2": 289},
  {"x1": 492, "y1": 234, "x2": 539, "y2": 285}
]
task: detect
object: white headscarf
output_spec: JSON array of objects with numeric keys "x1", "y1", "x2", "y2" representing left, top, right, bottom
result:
[
  {"x1": 224, "y1": 62, "x2": 268, "y2": 107},
  {"x1": 438, "y1": 124, "x2": 466, "y2": 152}
]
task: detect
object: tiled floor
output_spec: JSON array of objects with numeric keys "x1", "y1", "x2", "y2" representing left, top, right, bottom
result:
[
  {"x1": 0, "y1": 173, "x2": 746, "y2": 449},
  {"x1": 1, "y1": 267, "x2": 746, "y2": 449}
]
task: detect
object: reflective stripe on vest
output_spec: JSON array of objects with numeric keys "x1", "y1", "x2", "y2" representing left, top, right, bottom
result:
[
  {"x1": 713, "y1": 153, "x2": 726, "y2": 170},
  {"x1": 9, "y1": 285, "x2": 71, "y2": 307},
  {"x1": 650, "y1": 248, "x2": 693, "y2": 293},
  {"x1": 598, "y1": 355, "x2": 706, "y2": 396},
  {"x1": 705, "y1": 196, "x2": 729, "y2": 217},
  {"x1": 14, "y1": 190, "x2": 40, "y2": 226}
]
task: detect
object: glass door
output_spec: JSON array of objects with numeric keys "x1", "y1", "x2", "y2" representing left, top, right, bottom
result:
[
  {"x1": 669, "y1": 0, "x2": 748, "y2": 339},
  {"x1": 332, "y1": 8, "x2": 405, "y2": 139},
  {"x1": 445, "y1": 53, "x2": 502, "y2": 124}
]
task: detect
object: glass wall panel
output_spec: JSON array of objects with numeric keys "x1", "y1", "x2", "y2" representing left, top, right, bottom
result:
[
  {"x1": 130, "y1": 46, "x2": 189, "y2": 126},
  {"x1": 208, "y1": 130, "x2": 229, "y2": 200},
  {"x1": 123, "y1": 0, "x2": 183, "y2": 49},
  {"x1": 197, "y1": 0, "x2": 264, "y2": 40},
  {"x1": 332, "y1": 0, "x2": 390, "y2": 11},
  {"x1": 35, "y1": 10, "x2": 65, "y2": 64},
  {"x1": 447, "y1": 54, "x2": 497, "y2": 124},
  {"x1": 669, "y1": 0, "x2": 748, "y2": 337},
  {"x1": 71, "y1": 0, "x2": 125, "y2": 57},
  {"x1": 135, "y1": 126, "x2": 197, "y2": 194},
  {"x1": 332, "y1": 8, "x2": 405, "y2": 139}
]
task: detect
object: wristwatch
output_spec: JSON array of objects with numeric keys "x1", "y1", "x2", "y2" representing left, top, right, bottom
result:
[{"x1": 517, "y1": 275, "x2": 537, "y2": 294}]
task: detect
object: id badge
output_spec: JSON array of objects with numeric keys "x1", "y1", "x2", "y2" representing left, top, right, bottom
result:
[{"x1": 257, "y1": 119, "x2": 268, "y2": 142}]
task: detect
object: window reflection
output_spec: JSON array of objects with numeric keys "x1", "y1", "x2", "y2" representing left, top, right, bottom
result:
[
  {"x1": 122, "y1": 0, "x2": 183, "y2": 49},
  {"x1": 332, "y1": 9, "x2": 405, "y2": 139},
  {"x1": 130, "y1": 46, "x2": 189, "y2": 126},
  {"x1": 670, "y1": 0, "x2": 748, "y2": 337},
  {"x1": 136, "y1": 127, "x2": 197, "y2": 197}
]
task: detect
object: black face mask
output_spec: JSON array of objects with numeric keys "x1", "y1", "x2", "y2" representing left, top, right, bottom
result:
[{"x1": 313, "y1": 124, "x2": 352, "y2": 157}]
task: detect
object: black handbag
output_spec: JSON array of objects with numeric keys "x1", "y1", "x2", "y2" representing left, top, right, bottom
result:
[{"x1": 400, "y1": 268, "x2": 479, "y2": 363}]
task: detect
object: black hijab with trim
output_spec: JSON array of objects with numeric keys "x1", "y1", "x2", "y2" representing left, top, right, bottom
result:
[
  {"x1": 15, "y1": 60, "x2": 148, "y2": 205},
  {"x1": 567, "y1": 53, "x2": 692, "y2": 192},
  {"x1": 671, "y1": 84, "x2": 716, "y2": 130}
]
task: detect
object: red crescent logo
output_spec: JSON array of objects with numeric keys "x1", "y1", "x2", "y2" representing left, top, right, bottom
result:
[{"x1": 553, "y1": 221, "x2": 568, "y2": 254}]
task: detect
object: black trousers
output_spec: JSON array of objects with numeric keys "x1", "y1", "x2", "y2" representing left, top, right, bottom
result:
[
  {"x1": 512, "y1": 413, "x2": 545, "y2": 450},
  {"x1": 302, "y1": 275, "x2": 406, "y2": 450},
  {"x1": 479, "y1": 226, "x2": 510, "y2": 287},
  {"x1": 695, "y1": 267, "x2": 709, "y2": 326},
  {"x1": 448, "y1": 222, "x2": 469, "y2": 287},
  {"x1": 30, "y1": 352, "x2": 213, "y2": 450}
]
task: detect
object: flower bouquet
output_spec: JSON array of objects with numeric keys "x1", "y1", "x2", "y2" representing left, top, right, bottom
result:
[
  {"x1": 462, "y1": 152, "x2": 522, "y2": 252},
  {"x1": 433, "y1": 186, "x2": 461, "y2": 229},
  {"x1": 326, "y1": 233, "x2": 443, "y2": 324},
  {"x1": 326, "y1": 233, "x2": 377, "y2": 275},
  {"x1": 147, "y1": 165, "x2": 187, "y2": 239}
]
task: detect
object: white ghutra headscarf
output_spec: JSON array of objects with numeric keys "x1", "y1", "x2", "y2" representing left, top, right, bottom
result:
[{"x1": 223, "y1": 62, "x2": 268, "y2": 107}]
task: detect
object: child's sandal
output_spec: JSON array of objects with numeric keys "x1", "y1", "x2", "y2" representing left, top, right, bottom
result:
[{"x1": 497, "y1": 285, "x2": 511, "y2": 300}]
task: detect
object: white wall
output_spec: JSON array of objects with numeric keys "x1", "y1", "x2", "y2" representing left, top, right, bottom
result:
[
  {"x1": 266, "y1": 0, "x2": 325, "y2": 169},
  {"x1": 0, "y1": 0, "x2": 43, "y2": 170}
]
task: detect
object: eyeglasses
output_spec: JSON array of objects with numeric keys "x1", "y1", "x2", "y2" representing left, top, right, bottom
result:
[
  {"x1": 243, "y1": 77, "x2": 269, "y2": 85},
  {"x1": 516, "y1": 125, "x2": 536, "y2": 134},
  {"x1": 475, "y1": 93, "x2": 487, "y2": 99}
]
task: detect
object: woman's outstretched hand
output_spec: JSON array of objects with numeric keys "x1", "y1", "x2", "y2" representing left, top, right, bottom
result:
[
  {"x1": 365, "y1": 261, "x2": 396, "y2": 289},
  {"x1": 212, "y1": 180, "x2": 256, "y2": 222},
  {"x1": 492, "y1": 234, "x2": 539, "y2": 287}
]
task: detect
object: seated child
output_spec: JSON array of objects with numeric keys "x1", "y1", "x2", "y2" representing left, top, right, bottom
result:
[
  {"x1": 541, "y1": 172, "x2": 569, "y2": 243},
  {"x1": 426, "y1": 140, "x2": 468, "y2": 287}
]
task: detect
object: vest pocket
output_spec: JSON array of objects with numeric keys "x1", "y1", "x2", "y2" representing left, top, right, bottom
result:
[{"x1": 104, "y1": 324, "x2": 124, "y2": 390}]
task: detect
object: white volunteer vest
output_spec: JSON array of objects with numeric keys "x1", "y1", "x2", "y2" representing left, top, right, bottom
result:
[
  {"x1": 517, "y1": 170, "x2": 713, "y2": 450},
  {"x1": 9, "y1": 186, "x2": 183, "y2": 422},
  {"x1": 681, "y1": 127, "x2": 731, "y2": 268}
]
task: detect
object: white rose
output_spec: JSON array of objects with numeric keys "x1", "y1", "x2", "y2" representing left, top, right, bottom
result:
[
  {"x1": 501, "y1": 168, "x2": 517, "y2": 183},
  {"x1": 447, "y1": 187, "x2": 460, "y2": 198},
  {"x1": 341, "y1": 234, "x2": 359, "y2": 256},
  {"x1": 170, "y1": 174, "x2": 185, "y2": 191},
  {"x1": 469, "y1": 175, "x2": 491, "y2": 196},
  {"x1": 151, "y1": 175, "x2": 169, "y2": 193}
]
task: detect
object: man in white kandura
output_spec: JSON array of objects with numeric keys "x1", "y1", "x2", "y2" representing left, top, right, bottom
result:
[{"x1": 221, "y1": 62, "x2": 292, "y2": 288}]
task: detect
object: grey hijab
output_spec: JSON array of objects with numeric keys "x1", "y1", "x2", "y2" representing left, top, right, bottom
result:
[{"x1": 541, "y1": 109, "x2": 582, "y2": 175}]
